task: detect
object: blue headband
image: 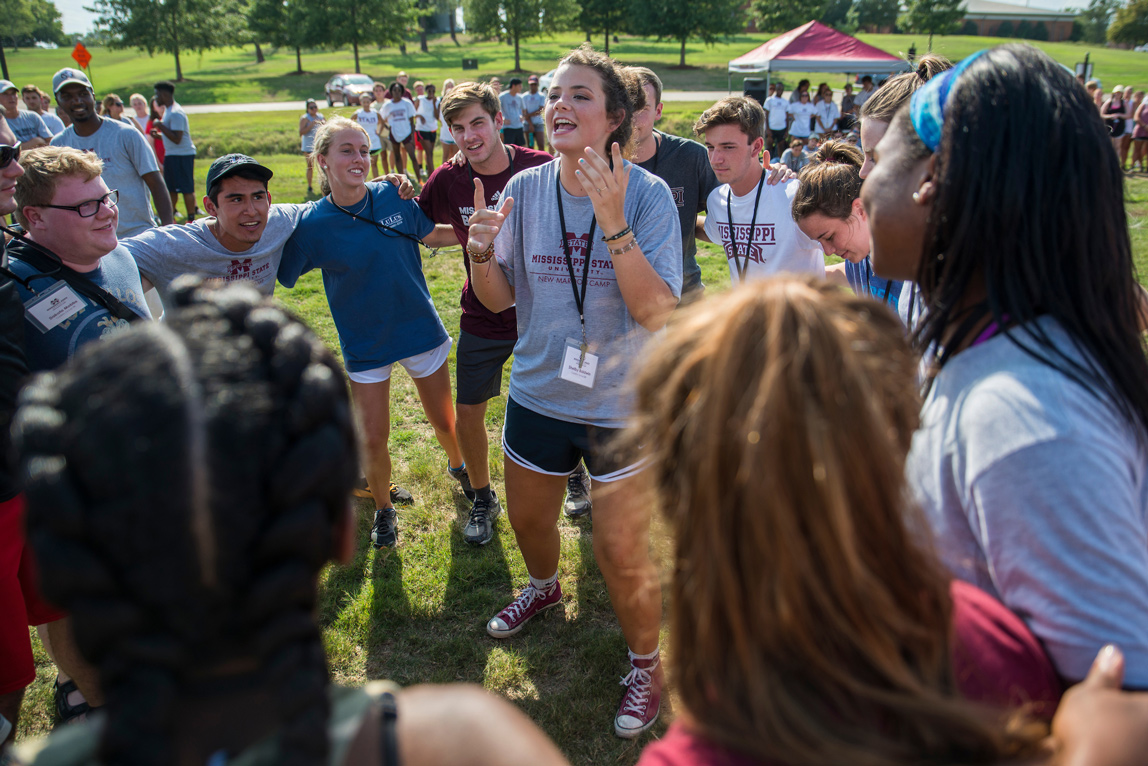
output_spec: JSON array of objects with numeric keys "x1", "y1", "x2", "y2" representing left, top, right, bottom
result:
[{"x1": 909, "y1": 50, "x2": 989, "y2": 153}]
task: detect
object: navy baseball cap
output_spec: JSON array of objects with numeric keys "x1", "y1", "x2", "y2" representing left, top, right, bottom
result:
[{"x1": 206, "y1": 154, "x2": 274, "y2": 196}]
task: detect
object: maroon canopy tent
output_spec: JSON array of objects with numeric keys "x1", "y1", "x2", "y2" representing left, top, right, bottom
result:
[{"x1": 727, "y1": 21, "x2": 911, "y2": 91}]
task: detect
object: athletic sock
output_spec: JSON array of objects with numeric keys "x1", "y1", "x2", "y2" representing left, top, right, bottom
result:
[
  {"x1": 628, "y1": 646, "x2": 660, "y2": 664},
  {"x1": 474, "y1": 484, "x2": 494, "y2": 503},
  {"x1": 529, "y1": 573, "x2": 558, "y2": 592},
  {"x1": 448, "y1": 461, "x2": 464, "y2": 474}
]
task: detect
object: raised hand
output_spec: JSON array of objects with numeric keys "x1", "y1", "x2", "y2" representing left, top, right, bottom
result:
[
  {"x1": 466, "y1": 178, "x2": 513, "y2": 255},
  {"x1": 572, "y1": 142, "x2": 630, "y2": 238}
]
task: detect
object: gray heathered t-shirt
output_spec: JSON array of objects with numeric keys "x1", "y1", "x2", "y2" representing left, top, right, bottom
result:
[
  {"x1": 636, "y1": 130, "x2": 718, "y2": 295},
  {"x1": 494, "y1": 159, "x2": 682, "y2": 428},
  {"x1": 9, "y1": 110, "x2": 51, "y2": 143},
  {"x1": 121, "y1": 203, "x2": 308, "y2": 306},
  {"x1": 51, "y1": 118, "x2": 161, "y2": 238},
  {"x1": 499, "y1": 92, "x2": 525, "y2": 129},
  {"x1": 907, "y1": 316, "x2": 1148, "y2": 685}
]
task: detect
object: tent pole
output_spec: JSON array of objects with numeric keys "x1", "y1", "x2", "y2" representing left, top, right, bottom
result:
[
  {"x1": 766, "y1": 71, "x2": 771, "y2": 97},
  {"x1": 728, "y1": 70, "x2": 731, "y2": 93}
]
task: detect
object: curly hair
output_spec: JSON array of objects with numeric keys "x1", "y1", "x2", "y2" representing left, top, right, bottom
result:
[{"x1": 14, "y1": 279, "x2": 358, "y2": 765}]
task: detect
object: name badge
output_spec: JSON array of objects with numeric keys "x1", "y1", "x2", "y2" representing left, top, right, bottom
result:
[
  {"x1": 24, "y1": 281, "x2": 86, "y2": 333},
  {"x1": 559, "y1": 336, "x2": 598, "y2": 389}
]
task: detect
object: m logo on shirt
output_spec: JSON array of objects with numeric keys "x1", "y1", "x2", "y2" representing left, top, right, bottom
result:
[
  {"x1": 228, "y1": 258, "x2": 252, "y2": 277},
  {"x1": 525, "y1": 231, "x2": 618, "y2": 286},
  {"x1": 715, "y1": 222, "x2": 776, "y2": 265}
]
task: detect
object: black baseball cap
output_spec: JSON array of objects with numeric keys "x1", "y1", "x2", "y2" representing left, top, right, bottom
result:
[{"x1": 206, "y1": 154, "x2": 274, "y2": 196}]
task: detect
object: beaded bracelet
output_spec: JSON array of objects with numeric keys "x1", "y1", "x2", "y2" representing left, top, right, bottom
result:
[
  {"x1": 467, "y1": 241, "x2": 496, "y2": 263},
  {"x1": 603, "y1": 225, "x2": 633, "y2": 243}
]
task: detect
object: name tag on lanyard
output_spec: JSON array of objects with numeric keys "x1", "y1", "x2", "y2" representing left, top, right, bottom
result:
[{"x1": 24, "y1": 281, "x2": 86, "y2": 333}]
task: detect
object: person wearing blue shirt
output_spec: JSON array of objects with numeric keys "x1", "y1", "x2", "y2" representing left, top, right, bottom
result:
[{"x1": 278, "y1": 116, "x2": 465, "y2": 550}]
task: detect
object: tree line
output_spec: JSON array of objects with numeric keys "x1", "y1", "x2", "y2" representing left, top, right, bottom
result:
[{"x1": 68, "y1": 0, "x2": 1148, "y2": 83}]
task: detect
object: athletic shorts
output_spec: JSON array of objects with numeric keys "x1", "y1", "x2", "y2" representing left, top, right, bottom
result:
[
  {"x1": 0, "y1": 494, "x2": 65, "y2": 695},
  {"x1": 389, "y1": 132, "x2": 416, "y2": 149},
  {"x1": 163, "y1": 154, "x2": 195, "y2": 193},
  {"x1": 502, "y1": 396, "x2": 642, "y2": 483},
  {"x1": 502, "y1": 127, "x2": 526, "y2": 147},
  {"x1": 417, "y1": 130, "x2": 437, "y2": 146},
  {"x1": 455, "y1": 330, "x2": 515, "y2": 405},
  {"x1": 370, "y1": 148, "x2": 381, "y2": 156},
  {"x1": 347, "y1": 338, "x2": 451, "y2": 384}
]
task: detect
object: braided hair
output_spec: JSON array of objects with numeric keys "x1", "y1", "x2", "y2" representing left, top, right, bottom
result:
[{"x1": 14, "y1": 279, "x2": 358, "y2": 765}]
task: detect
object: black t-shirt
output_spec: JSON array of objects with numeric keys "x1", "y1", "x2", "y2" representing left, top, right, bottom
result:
[{"x1": 636, "y1": 130, "x2": 718, "y2": 293}]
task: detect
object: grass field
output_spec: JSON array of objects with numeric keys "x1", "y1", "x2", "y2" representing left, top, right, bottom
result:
[
  {"x1": 2, "y1": 32, "x2": 1146, "y2": 107},
  {"x1": 11, "y1": 102, "x2": 1148, "y2": 763}
]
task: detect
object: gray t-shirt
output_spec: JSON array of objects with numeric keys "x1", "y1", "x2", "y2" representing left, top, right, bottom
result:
[
  {"x1": 522, "y1": 92, "x2": 546, "y2": 126},
  {"x1": 908, "y1": 316, "x2": 1148, "y2": 685},
  {"x1": 499, "y1": 92, "x2": 525, "y2": 129},
  {"x1": 122, "y1": 203, "x2": 307, "y2": 306},
  {"x1": 160, "y1": 101, "x2": 195, "y2": 156},
  {"x1": 494, "y1": 159, "x2": 682, "y2": 428},
  {"x1": 9, "y1": 110, "x2": 51, "y2": 143},
  {"x1": 51, "y1": 118, "x2": 161, "y2": 238},
  {"x1": 636, "y1": 130, "x2": 718, "y2": 295}
]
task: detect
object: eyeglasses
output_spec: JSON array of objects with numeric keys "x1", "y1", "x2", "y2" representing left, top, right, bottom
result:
[
  {"x1": 113, "y1": 101, "x2": 123, "y2": 106},
  {"x1": 39, "y1": 189, "x2": 119, "y2": 217},
  {"x1": 0, "y1": 145, "x2": 20, "y2": 169}
]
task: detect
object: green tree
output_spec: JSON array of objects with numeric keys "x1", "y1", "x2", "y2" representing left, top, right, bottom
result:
[
  {"x1": 751, "y1": 0, "x2": 811, "y2": 32},
  {"x1": 629, "y1": 0, "x2": 743, "y2": 66},
  {"x1": 903, "y1": 0, "x2": 964, "y2": 48},
  {"x1": 580, "y1": 0, "x2": 627, "y2": 54},
  {"x1": 0, "y1": 0, "x2": 34, "y2": 79},
  {"x1": 247, "y1": 0, "x2": 320, "y2": 73},
  {"x1": 1015, "y1": 18, "x2": 1032, "y2": 37},
  {"x1": 995, "y1": 19, "x2": 1014, "y2": 36},
  {"x1": 852, "y1": 0, "x2": 898, "y2": 29},
  {"x1": 87, "y1": 0, "x2": 247, "y2": 80},
  {"x1": 1030, "y1": 20, "x2": 1048, "y2": 39},
  {"x1": 28, "y1": 0, "x2": 66, "y2": 45},
  {"x1": 307, "y1": 0, "x2": 414, "y2": 72},
  {"x1": 465, "y1": 0, "x2": 577, "y2": 70},
  {"x1": 1077, "y1": 0, "x2": 1119, "y2": 43},
  {"x1": 1108, "y1": 0, "x2": 1148, "y2": 44}
]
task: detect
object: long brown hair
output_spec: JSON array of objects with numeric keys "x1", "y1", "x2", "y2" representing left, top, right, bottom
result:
[
  {"x1": 623, "y1": 278, "x2": 1047, "y2": 765},
  {"x1": 861, "y1": 55, "x2": 953, "y2": 124}
]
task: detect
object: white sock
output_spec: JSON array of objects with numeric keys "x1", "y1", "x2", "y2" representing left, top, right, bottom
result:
[
  {"x1": 629, "y1": 646, "x2": 660, "y2": 664},
  {"x1": 529, "y1": 573, "x2": 558, "y2": 591}
]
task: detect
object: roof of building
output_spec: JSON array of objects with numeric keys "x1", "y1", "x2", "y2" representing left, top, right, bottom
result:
[{"x1": 963, "y1": 0, "x2": 1076, "y2": 19}]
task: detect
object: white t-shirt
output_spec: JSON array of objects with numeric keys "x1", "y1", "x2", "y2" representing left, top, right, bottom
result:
[
  {"x1": 354, "y1": 108, "x2": 382, "y2": 151},
  {"x1": 787, "y1": 102, "x2": 816, "y2": 138},
  {"x1": 854, "y1": 87, "x2": 874, "y2": 108},
  {"x1": 814, "y1": 101, "x2": 840, "y2": 134},
  {"x1": 382, "y1": 99, "x2": 416, "y2": 142},
  {"x1": 764, "y1": 96, "x2": 790, "y2": 131},
  {"x1": 703, "y1": 176, "x2": 824, "y2": 283},
  {"x1": 414, "y1": 96, "x2": 438, "y2": 133}
]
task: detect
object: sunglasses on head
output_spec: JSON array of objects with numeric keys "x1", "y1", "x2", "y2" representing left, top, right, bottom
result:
[{"x1": 0, "y1": 145, "x2": 20, "y2": 169}]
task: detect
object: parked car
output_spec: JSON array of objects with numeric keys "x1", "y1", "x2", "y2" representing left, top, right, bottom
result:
[
  {"x1": 325, "y1": 74, "x2": 375, "y2": 107},
  {"x1": 539, "y1": 68, "x2": 556, "y2": 94}
]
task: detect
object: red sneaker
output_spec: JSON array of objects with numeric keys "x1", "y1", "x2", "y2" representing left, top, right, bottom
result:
[
  {"x1": 486, "y1": 580, "x2": 563, "y2": 638},
  {"x1": 614, "y1": 655, "x2": 663, "y2": 738}
]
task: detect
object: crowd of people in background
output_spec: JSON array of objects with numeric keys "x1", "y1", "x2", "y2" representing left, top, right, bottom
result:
[{"x1": 1, "y1": 40, "x2": 1148, "y2": 766}]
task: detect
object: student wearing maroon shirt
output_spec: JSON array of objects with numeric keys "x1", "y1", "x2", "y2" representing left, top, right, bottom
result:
[
  {"x1": 623, "y1": 279, "x2": 1060, "y2": 766},
  {"x1": 417, "y1": 82, "x2": 552, "y2": 546}
]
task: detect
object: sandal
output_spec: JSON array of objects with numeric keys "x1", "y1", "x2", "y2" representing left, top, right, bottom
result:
[{"x1": 54, "y1": 677, "x2": 92, "y2": 725}]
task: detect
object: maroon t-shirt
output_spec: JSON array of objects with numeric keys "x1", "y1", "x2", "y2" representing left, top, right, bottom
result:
[
  {"x1": 636, "y1": 582, "x2": 1063, "y2": 766},
  {"x1": 417, "y1": 146, "x2": 553, "y2": 340}
]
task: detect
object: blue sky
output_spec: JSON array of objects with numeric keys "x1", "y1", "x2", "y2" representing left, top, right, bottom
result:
[{"x1": 55, "y1": 0, "x2": 1080, "y2": 35}]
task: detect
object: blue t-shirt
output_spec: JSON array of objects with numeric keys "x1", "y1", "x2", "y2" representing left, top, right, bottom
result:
[
  {"x1": 278, "y1": 182, "x2": 444, "y2": 372},
  {"x1": 845, "y1": 257, "x2": 902, "y2": 308},
  {"x1": 7, "y1": 242, "x2": 151, "y2": 372}
]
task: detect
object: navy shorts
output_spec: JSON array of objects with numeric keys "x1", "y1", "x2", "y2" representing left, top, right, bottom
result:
[
  {"x1": 502, "y1": 396, "x2": 642, "y2": 483},
  {"x1": 502, "y1": 127, "x2": 526, "y2": 147},
  {"x1": 456, "y1": 331, "x2": 515, "y2": 405},
  {"x1": 163, "y1": 154, "x2": 195, "y2": 193}
]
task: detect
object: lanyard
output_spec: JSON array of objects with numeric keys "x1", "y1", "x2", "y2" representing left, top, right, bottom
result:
[
  {"x1": 331, "y1": 186, "x2": 428, "y2": 249},
  {"x1": 467, "y1": 146, "x2": 514, "y2": 185},
  {"x1": 554, "y1": 165, "x2": 596, "y2": 358},
  {"x1": 725, "y1": 169, "x2": 767, "y2": 282},
  {"x1": 863, "y1": 259, "x2": 894, "y2": 305}
]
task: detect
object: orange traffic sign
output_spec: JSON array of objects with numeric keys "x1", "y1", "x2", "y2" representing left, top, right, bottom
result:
[{"x1": 71, "y1": 43, "x2": 91, "y2": 69}]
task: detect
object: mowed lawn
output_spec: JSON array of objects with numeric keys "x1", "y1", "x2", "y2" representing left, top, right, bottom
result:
[
  {"x1": 13, "y1": 104, "x2": 1148, "y2": 764},
  {"x1": 2, "y1": 32, "x2": 1146, "y2": 106}
]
